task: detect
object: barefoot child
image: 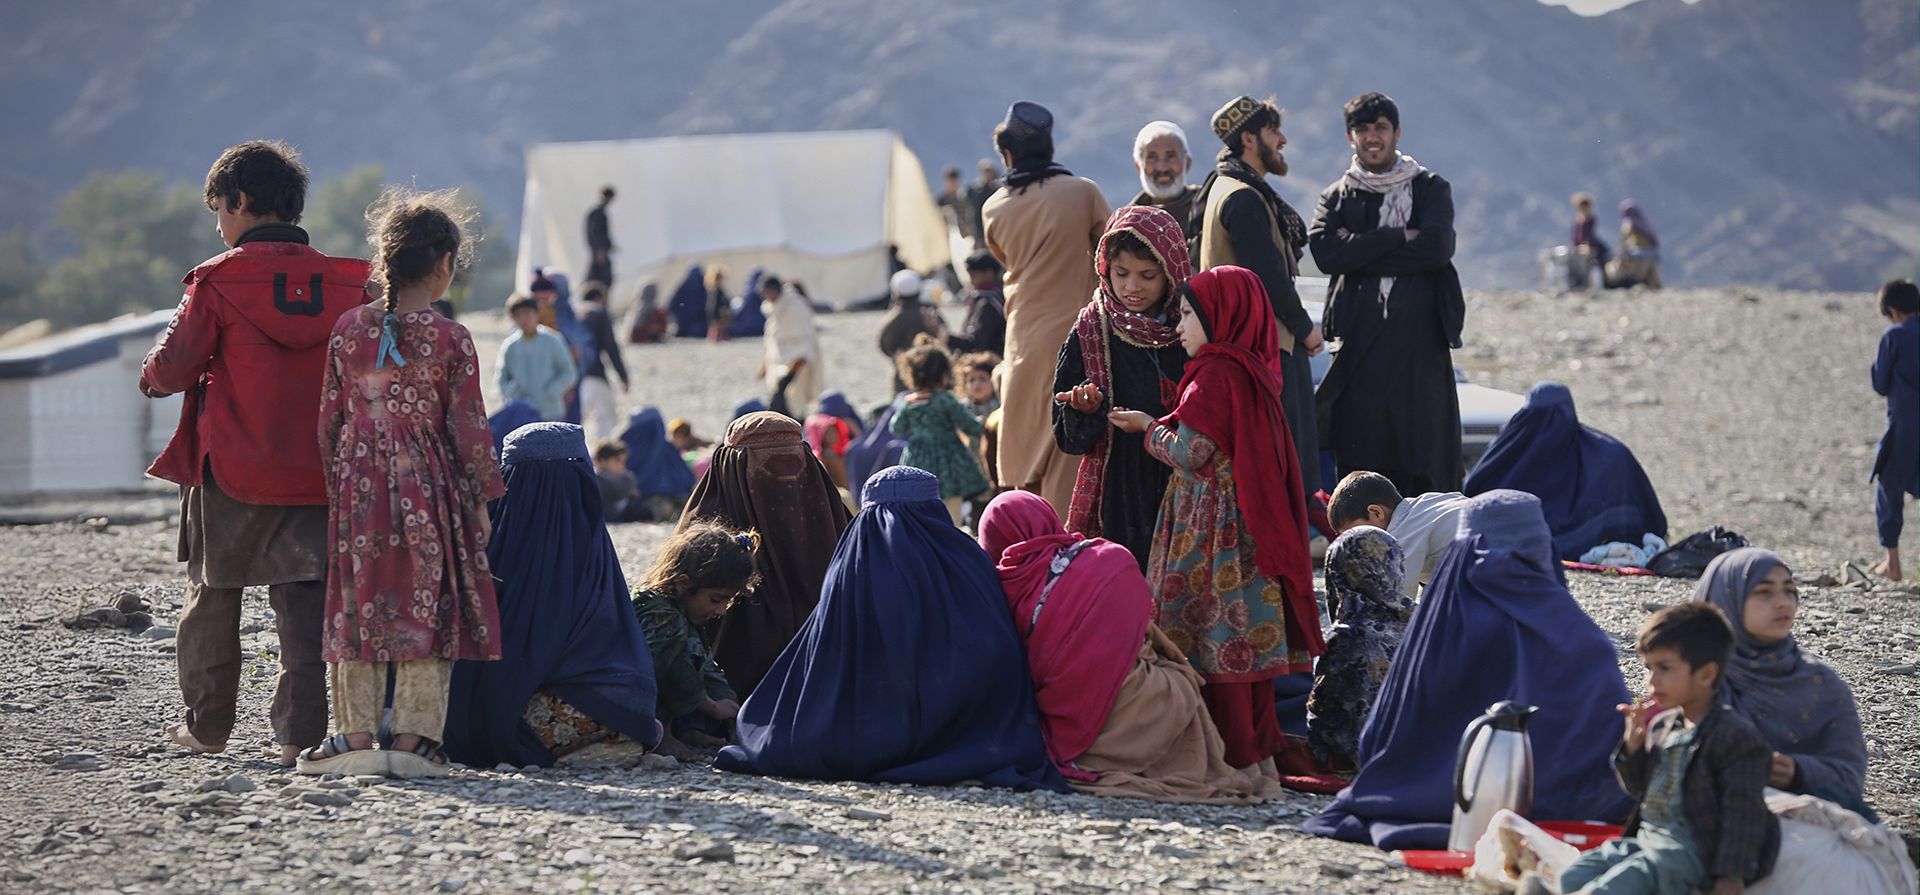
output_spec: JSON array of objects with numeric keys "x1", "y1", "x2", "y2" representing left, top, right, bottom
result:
[
  {"x1": 1053, "y1": 204, "x2": 1192, "y2": 569},
  {"x1": 1871, "y1": 279, "x2": 1918, "y2": 581},
  {"x1": 1519, "y1": 602, "x2": 1778, "y2": 895},
  {"x1": 630, "y1": 522, "x2": 759, "y2": 760},
  {"x1": 1107, "y1": 265, "x2": 1322, "y2": 777},
  {"x1": 304, "y1": 189, "x2": 505, "y2": 777},
  {"x1": 890, "y1": 337, "x2": 989, "y2": 525}
]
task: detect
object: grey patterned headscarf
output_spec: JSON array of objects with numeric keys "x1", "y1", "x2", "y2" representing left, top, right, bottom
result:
[
  {"x1": 1692, "y1": 548, "x2": 1860, "y2": 773},
  {"x1": 1324, "y1": 525, "x2": 1413, "y2": 624}
]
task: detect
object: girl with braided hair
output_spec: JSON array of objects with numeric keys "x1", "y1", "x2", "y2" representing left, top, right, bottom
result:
[{"x1": 305, "y1": 188, "x2": 505, "y2": 777}]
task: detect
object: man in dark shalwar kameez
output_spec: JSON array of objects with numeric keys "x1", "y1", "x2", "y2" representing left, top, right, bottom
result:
[
  {"x1": 1308, "y1": 93, "x2": 1465, "y2": 497},
  {"x1": 1190, "y1": 95, "x2": 1322, "y2": 503}
]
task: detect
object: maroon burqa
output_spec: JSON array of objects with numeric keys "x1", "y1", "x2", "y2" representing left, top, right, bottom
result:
[{"x1": 677, "y1": 412, "x2": 852, "y2": 695}]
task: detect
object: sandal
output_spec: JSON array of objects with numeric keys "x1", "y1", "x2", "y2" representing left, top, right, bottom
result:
[
  {"x1": 387, "y1": 737, "x2": 452, "y2": 779},
  {"x1": 295, "y1": 733, "x2": 388, "y2": 777}
]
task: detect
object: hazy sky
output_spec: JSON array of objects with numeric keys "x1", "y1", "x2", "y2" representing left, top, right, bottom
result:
[{"x1": 1539, "y1": 0, "x2": 1700, "y2": 14}]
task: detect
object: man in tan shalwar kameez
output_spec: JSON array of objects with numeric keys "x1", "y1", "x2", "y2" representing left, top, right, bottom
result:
[{"x1": 981, "y1": 101, "x2": 1110, "y2": 520}]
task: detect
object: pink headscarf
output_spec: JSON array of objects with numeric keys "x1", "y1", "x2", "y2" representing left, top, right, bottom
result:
[{"x1": 978, "y1": 491, "x2": 1152, "y2": 777}]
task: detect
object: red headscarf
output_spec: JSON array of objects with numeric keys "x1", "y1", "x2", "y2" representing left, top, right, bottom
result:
[
  {"x1": 978, "y1": 491, "x2": 1152, "y2": 778},
  {"x1": 1159, "y1": 266, "x2": 1322, "y2": 656},
  {"x1": 1066, "y1": 205, "x2": 1191, "y2": 536}
]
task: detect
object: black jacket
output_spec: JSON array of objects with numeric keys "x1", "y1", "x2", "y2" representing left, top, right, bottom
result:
[{"x1": 1614, "y1": 704, "x2": 1780, "y2": 884}]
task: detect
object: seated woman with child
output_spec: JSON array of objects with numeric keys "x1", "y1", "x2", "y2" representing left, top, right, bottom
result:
[{"x1": 443, "y1": 423, "x2": 662, "y2": 768}]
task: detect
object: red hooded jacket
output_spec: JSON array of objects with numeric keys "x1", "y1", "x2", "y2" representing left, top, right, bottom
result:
[{"x1": 142, "y1": 225, "x2": 372, "y2": 505}]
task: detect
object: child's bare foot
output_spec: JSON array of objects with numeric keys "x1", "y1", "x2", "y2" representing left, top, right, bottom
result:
[
  {"x1": 654, "y1": 732, "x2": 703, "y2": 762},
  {"x1": 1871, "y1": 556, "x2": 1902, "y2": 582},
  {"x1": 680, "y1": 730, "x2": 728, "y2": 748},
  {"x1": 165, "y1": 722, "x2": 224, "y2": 755}
]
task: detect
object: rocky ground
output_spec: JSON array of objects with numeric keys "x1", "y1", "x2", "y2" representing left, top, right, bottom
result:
[{"x1": 1, "y1": 287, "x2": 1915, "y2": 893}]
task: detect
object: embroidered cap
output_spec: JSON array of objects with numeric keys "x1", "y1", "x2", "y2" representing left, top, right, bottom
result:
[{"x1": 1211, "y1": 95, "x2": 1274, "y2": 145}]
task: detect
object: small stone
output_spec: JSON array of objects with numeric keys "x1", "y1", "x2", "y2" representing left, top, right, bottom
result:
[
  {"x1": 1879, "y1": 664, "x2": 1917, "y2": 676},
  {"x1": 1320, "y1": 862, "x2": 1359, "y2": 880},
  {"x1": 353, "y1": 775, "x2": 386, "y2": 785},
  {"x1": 53, "y1": 753, "x2": 105, "y2": 771},
  {"x1": 436, "y1": 879, "x2": 467, "y2": 892},
  {"x1": 0, "y1": 702, "x2": 36, "y2": 713},
  {"x1": 1036, "y1": 844, "x2": 1066, "y2": 858},
  {"x1": 1800, "y1": 572, "x2": 1841, "y2": 588},
  {"x1": 1083, "y1": 820, "x2": 1123, "y2": 835},
  {"x1": 302, "y1": 792, "x2": 353, "y2": 808},
  {"x1": 129, "y1": 780, "x2": 166, "y2": 793},
  {"x1": 142, "y1": 626, "x2": 176, "y2": 640},
  {"x1": 214, "y1": 824, "x2": 248, "y2": 835},
  {"x1": 1640, "y1": 601, "x2": 1667, "y2": 612},
  {"x1": 676, "y1": 840, "x2": 734, "y2": 863},
  {"x1": 768, "y1": 811, "x2": 806, "y2": 828},
  {"x1": 562, "y1": 848, "x2": 597, "y2": 866},
  {"x1": 845, "y1": 807, "x2": 892, "y2": 821},
  {"x1": 1152, "y1": 843, "x2": 1199, "y2": 859}
]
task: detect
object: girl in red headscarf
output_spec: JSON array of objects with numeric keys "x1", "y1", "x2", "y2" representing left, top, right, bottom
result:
[
  {"x1": 1051, "y1": 205, "x2": 1192, "y2": 570},
  {"x1": 1108, "y1": 264, "x2": 1323, "y2": 776}
]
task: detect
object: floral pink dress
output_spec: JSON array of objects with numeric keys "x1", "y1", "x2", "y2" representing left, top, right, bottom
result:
[{"x1": 320, "y1": 306, "x2": 505, "y2": 663}]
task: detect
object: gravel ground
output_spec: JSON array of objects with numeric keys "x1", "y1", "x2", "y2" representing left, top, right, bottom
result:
[{"x1": 1, "y1": 287, "x2": 1915, "y2": 893}]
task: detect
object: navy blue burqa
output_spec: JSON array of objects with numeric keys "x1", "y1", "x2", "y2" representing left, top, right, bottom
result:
[
  {"x1": 443, "y1": 423, "x2": 661, "y2": 767},
  {"x1": 488, "y1": 399, "x2": 540, "y2": 453},
  {"x1": 667, "y1": 265, "x2": 707, "y2": 338},
  {"x1": 715, "y1": 466, "x2": 1066, "y2": 791},
  {"x1": 1464, "y1": 381, "x2": 1666, "y2": 558},
  {"x1": 1303, "y1": 489, "x2": 1633, "y2": 850},
  {"x1": 726, "y1": 267, "x2": 767, "y2": 338},
  {"x1": 843, "y1": 396, "x2": 908, "y2": 507},
  {"x1": 620, "y1": 407, "x2": 697, "y2": 501}
]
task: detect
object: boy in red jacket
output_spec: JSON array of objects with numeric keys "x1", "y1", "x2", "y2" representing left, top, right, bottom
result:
[{"x1": 140, "y1": 141, "x2": 372, "y2": 766}]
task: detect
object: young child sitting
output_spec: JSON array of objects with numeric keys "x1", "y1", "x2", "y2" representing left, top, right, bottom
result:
[
  {"x1": 889, "y1": 336, "x2": 988, "y2": 525},
  {"x1": 630, "y1": 522, "x2": 758, "y2": 760},
  {"x1": 956, "y1": 351, "x2": 1002, "y2": 518},
  {"x1": 1520, "y1": 602, "x2": 1779, "y2": 895},
  {"x1": 591, "y1": 440, "x2": 651, "y2": 523}
]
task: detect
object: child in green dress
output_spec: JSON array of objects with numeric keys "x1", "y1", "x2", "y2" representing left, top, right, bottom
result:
[
  {"x1": 631, "y1": 522, "x2": 760, "y2": 760},
  {"x1": 890, "y1": 337, "x2": 988, "y2": 525}
]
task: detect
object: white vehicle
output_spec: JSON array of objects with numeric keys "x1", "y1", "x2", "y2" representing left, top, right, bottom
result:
[{"x1": 1298, "y1": 277, "x2": 1523, "y2": 477}]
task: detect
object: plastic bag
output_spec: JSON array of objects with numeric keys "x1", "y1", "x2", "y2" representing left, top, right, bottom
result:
[
  {"x1": 1467, "y1": 810, "x2": 1582, "y2": 891},
  {"x1": 1748, "y1": 790, "x2": 1918, "y2": 895},
  {"x1": 1646, "y1": 526, "x2": 1750, "y2": 579}
]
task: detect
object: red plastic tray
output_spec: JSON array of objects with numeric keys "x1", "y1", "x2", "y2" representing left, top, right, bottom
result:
[
  {"x1": 1400, "y1": 849, "x2": 1473, "y2": 875},
  {"x1": 1535, "y1": 821, "x2": 1625, "y2": 851}
]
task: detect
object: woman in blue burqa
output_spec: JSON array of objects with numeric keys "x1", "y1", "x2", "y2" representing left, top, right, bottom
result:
[
  {"x1": 1304, "y1": 489, "x2": 1633, "y2": 850},
  {"x1": 716, "y1": 466, "x2": 1064, "y2": 791},
  {"x1": 442, "y1": 422, "x2": 662, "y2": 767},
  {"x1": 1464, "y1": 381, "x2": 1666, "y2": 559}
]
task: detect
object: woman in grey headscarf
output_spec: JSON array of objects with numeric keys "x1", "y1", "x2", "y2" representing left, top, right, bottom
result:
[{"x1": 1693, "y1": 547, "x2": 1872, "y2": 818}]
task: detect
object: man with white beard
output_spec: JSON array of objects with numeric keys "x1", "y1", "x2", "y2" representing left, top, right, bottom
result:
[{"x1": 1126, "y1": 120, "x2": 1201, "y2": 241}]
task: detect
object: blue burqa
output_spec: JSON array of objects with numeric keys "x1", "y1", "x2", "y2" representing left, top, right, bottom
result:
[
  {"x1": 816, "y1": 390, "x2": 864, "y2": 435},
  {"x1": 731, "y1": 399, "x2": 768, "y2": 421},
  {"x1": 619, "y1": 407, "x2": 697, "y2": 501},
  {"x1": 843, "y1": 396, "x2": 908, "y2": 507},
  {"x1": 726, "y1": 267, "x2": 767, "y2": 338},
  {"x1": 443, "y1": 423, "x2": 661, "y2": 767},
  {"x1": 488, "y1": 399, "x2": 540, "y2": 453},
  {"x1": 1303, "y1": 489, "x2": 1633, "y2": 850},
  {"x1": 1464, "y1": 381, "x2": 1666, "y2": 558},
  {"x1": 715, "y1": 466, "x2": 1067, "y2": 792},
  {"x1": 667, "y1": 265, "x2": 707, "y2": 338}
]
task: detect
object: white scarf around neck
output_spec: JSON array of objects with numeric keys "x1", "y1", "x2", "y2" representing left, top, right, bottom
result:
[{"x1": 1342, "y1": 152, "x2": 1423, "y2": 312}]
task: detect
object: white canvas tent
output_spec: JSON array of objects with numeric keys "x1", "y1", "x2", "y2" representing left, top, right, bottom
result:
[{"x1": 515, "y1": 130, "x2": 949, "y2": 307}]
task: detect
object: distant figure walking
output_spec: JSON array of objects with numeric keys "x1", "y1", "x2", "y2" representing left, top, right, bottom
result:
[
  {"x1": 1871, "y1": 279, "x2": 1919, "y2": 581},
  {"x1": 585, "y1": 186, "x2": 615, "y2": 287}
]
